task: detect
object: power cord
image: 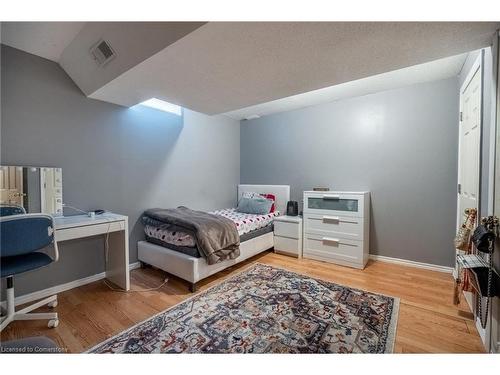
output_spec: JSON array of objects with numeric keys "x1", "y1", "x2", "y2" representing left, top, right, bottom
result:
[
  {"x1": 101, "y1": 216, "x2": 169, "y2": 293},
  {"x1": 103, "y1": 276, "x2": 169, "y2": 293}
]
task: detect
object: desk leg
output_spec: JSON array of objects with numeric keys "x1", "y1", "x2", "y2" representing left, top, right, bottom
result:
[{"x1": 106, "y1": 227, "x2": 130, "y2": 291}]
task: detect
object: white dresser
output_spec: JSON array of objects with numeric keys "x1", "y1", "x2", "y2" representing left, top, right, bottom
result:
[{"x1": 303, "y1": 191, "x2": 370, "y2": 269}]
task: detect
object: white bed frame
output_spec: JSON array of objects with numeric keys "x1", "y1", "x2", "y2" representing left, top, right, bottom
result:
[{"x1": 138, "y1": 184, "x2": 290, "y2": 292}]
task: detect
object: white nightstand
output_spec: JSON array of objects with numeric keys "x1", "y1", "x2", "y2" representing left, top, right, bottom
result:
[{"x1": 273, "y1": 216, "x2": 303, "y2": 258}]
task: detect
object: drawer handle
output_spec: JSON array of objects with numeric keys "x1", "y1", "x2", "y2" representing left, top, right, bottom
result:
[
  {"x1": 322, "y1": 237, "x2": 340, "y2": 245},
  {"x1": 322, "y1": 215, "x2": 340, "y2": 222},
  {"x1": 322, "y1": 194, "x2": 340, "y2": 200}
]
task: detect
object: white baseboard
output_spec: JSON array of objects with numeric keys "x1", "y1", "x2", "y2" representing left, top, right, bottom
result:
[
  {"x1": 476, "y1": 316, "x2": 487, "y2": 347},
  {"x1": 369, "y1": 255, "x2": 454, "y2": 274},
  {"x1": 129, "y1": 262, "x2": 141, "y2": 271},
  {"x1": 2, "y1": 262, "x2": 141, "y2": 307}
]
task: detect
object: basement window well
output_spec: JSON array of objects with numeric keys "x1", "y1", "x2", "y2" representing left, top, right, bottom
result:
[{"x1": 137, "y1": 98, "x2": 182, "y2": 116}]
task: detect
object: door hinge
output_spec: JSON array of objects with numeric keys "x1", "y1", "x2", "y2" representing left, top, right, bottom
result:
[
  {"x1": 460, "y1": 112, "x2": 463, "y2": 122},
  {"x1": 458, "y1": 183, "x2": 461, "y2": 194}
]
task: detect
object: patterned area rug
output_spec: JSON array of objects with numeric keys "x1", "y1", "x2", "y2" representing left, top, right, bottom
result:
[{"x1": 88, "y1": 264, "x2": 399, "y2": 353}]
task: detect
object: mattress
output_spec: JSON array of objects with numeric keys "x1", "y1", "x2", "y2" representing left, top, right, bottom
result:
[
  {"x1": 210, "y1": 208, "x2": 279, "y2": 236},
  {"x1": 145, "y1": 223, "x2": 274, "y2": 258},
  {"x1": 143, "y1": 208, "x2": 280, "y2": 257}
]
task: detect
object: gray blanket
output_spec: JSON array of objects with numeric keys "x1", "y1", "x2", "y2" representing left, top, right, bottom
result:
[{"x1": 143, "y1": 206, "x2": 240, "y2": 265}]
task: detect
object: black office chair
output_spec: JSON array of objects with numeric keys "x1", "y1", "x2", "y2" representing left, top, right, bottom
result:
[{"x1": 0, "y1": 214, "x2": 60, "y2": 331}]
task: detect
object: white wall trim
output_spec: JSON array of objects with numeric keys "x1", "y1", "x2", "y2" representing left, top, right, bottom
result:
[
  {"x1": 494, "y1": 340, "x2": 500, "y2": 354},
  {"x1": 369, "y1": 255, "x2": 454, "y2": 274},
  {"x1": 2, "y1": 262, "x2": 141, "y2": 307},
  {"x1": 129, "y1": 261, "x2": 141, "y2": 271},
  {"x1": 476, "y1": 316, "x2": 487, "y2": 346}
]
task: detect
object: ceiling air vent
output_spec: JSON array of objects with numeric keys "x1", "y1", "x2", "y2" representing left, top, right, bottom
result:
[{"x1": 90, "y1": 39, "x2": 116, "y2": 67}]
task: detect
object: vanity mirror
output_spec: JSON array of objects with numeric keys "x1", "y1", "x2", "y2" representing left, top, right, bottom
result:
[{"x1": 0, "y1": 165, "x2": 63, "y2": 215}]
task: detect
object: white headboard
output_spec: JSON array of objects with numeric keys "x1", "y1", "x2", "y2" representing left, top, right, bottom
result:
[{"x1": 237, "y1": 185, "x2": 290, "y2": 215}]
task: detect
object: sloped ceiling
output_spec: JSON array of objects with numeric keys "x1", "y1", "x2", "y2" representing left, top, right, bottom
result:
[
  {"x1": 59, "y1": 22, "x2": 207, "y2": 96},
  {"x1": 1, "y1": 22, "x2": 85, "y2": 61},
  {"x1": 2, "y1": 22, "x2": 499, "y2": 115},
  {"x1": 224, "y1": 52, "x2": 469, "y2": 120}
]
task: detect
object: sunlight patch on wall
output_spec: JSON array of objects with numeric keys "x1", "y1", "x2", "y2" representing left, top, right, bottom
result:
[{"x1": 137, "y1": 98, "x2": 182, "y2": 116}]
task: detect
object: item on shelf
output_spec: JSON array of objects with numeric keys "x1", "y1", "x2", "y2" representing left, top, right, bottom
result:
[
  {"x1": 455, "y1": 215, "x2": 499, "y2": 328},
  {"x1": 312, "y1": 187, "x2": 330, "y2": 191},
  {"x1": 471, "y1": 216, "x2": 499, "y2": 329},
  {"x1": 454, "y1": 208, "x2": 477, "y2": 251}
]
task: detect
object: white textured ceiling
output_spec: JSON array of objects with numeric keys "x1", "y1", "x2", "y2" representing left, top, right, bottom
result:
[
  {"x1": 2, "y1": 22, "x2": 499, "y2": 115},
  {"x1": 1, "y1": 22, "x2": 85, "y2": 61},
  {"x1": 91, "y1": 22, "x2": 499, "y2": 114},
  {"x1": 224, "y1": 52, "x2": 469, "y2": 120}
]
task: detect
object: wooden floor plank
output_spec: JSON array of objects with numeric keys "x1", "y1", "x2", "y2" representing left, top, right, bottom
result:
[{"x1": 0, "y1": 251, "x2": 484, "y2": 353}]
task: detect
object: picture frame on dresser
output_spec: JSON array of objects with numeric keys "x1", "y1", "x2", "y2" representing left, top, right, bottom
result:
[{"x1": 302, "y1": 191, "x2": 370, "y2": 269}]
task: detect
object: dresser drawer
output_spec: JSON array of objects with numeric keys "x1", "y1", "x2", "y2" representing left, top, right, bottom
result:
[
  {"x1": 303, "y1": 192, "x2": 364, "y2": 217},
  {"x1": 274, "y1": 220, "x2": 301, "y2": 239},
  {"x1": 303, "y1": 233, "x2": 363, "y2": 264},
  {"x1": 304, "y1": 214, "x2": 363, "y2": 241}
]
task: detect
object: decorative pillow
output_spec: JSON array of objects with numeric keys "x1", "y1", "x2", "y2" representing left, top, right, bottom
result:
[
  {"x1": 260, "y1": 193, "x2": 276, "y2": 213},
  {"x1": 237, "y1": 196, "x2": 273, "y2": 215},
  {"x1": 241, "y1": 192, "x2": 276, "y2": 213}
]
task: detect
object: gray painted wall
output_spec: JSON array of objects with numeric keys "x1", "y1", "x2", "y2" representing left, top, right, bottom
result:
[
  {"x1": 241, "y1": 77, "x2": 459, "y2": 267},
  {"x1": 1, "y1": 45, "x2": 240, "y2": 296}
]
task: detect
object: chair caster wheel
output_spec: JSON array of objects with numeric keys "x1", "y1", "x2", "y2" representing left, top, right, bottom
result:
[
  {"x1": 48, "y1": 319, "x2": 59, "y2": 328},
  {"x1": 48, "y1": 300, "x2": 58, "y2": 308}
]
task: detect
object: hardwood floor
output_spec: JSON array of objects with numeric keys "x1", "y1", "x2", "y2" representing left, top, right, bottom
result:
[{"x1": 0, "y1": 251, "x2": 485, "y2": 353}]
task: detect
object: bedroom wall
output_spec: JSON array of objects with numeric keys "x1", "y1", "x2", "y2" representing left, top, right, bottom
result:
[
  {"x1": 0, "y1": 45, "x2": 240, "y2": 296},
  {"x1": 240, "y1": 77, "x2": 459, "y2": 267}
]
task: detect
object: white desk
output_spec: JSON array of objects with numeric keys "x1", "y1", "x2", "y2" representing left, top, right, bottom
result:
[{"x1": 54, "y1": 212, "x2": 130, "y2": 291}]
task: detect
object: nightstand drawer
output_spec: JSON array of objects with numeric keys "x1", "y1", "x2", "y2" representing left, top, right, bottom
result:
[
  {"x1": 303, "y1": 233, "x2": 363, "y2": 262},
  {"x1": 304, "y1": 214, "x2": 363, "y2": 241},
  {"x1": 274, "y1": 236, "x2": 301, "y2": 257},
  {"x1": 274, "y1": 220, "x2": 300, "y2": 239}
]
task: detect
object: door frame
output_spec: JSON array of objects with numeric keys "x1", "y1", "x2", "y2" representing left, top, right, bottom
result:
[
  {"x1": 455, "y1": 50, "x2": 485, "y2": 343},
  {"x1": 491, "y1": 30, "x2": 500, "y2": 354}
]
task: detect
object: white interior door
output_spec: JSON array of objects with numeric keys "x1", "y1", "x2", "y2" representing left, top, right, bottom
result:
[
  {"x1": 457, "y1": 55, "x2": 482, "y2": 227},
  {"x1": 456, "y1": 53, "x2": 483, "y2": 332}
]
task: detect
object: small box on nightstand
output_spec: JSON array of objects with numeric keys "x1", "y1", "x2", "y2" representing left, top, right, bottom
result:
[{"x1": 273, "y1": 216, "x2": 303, "y2": 258}]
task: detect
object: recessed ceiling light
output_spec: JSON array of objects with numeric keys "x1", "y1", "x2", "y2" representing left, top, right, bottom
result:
[{"x1": 137, "y1": 98, "x2": 182, "y2": 116}]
